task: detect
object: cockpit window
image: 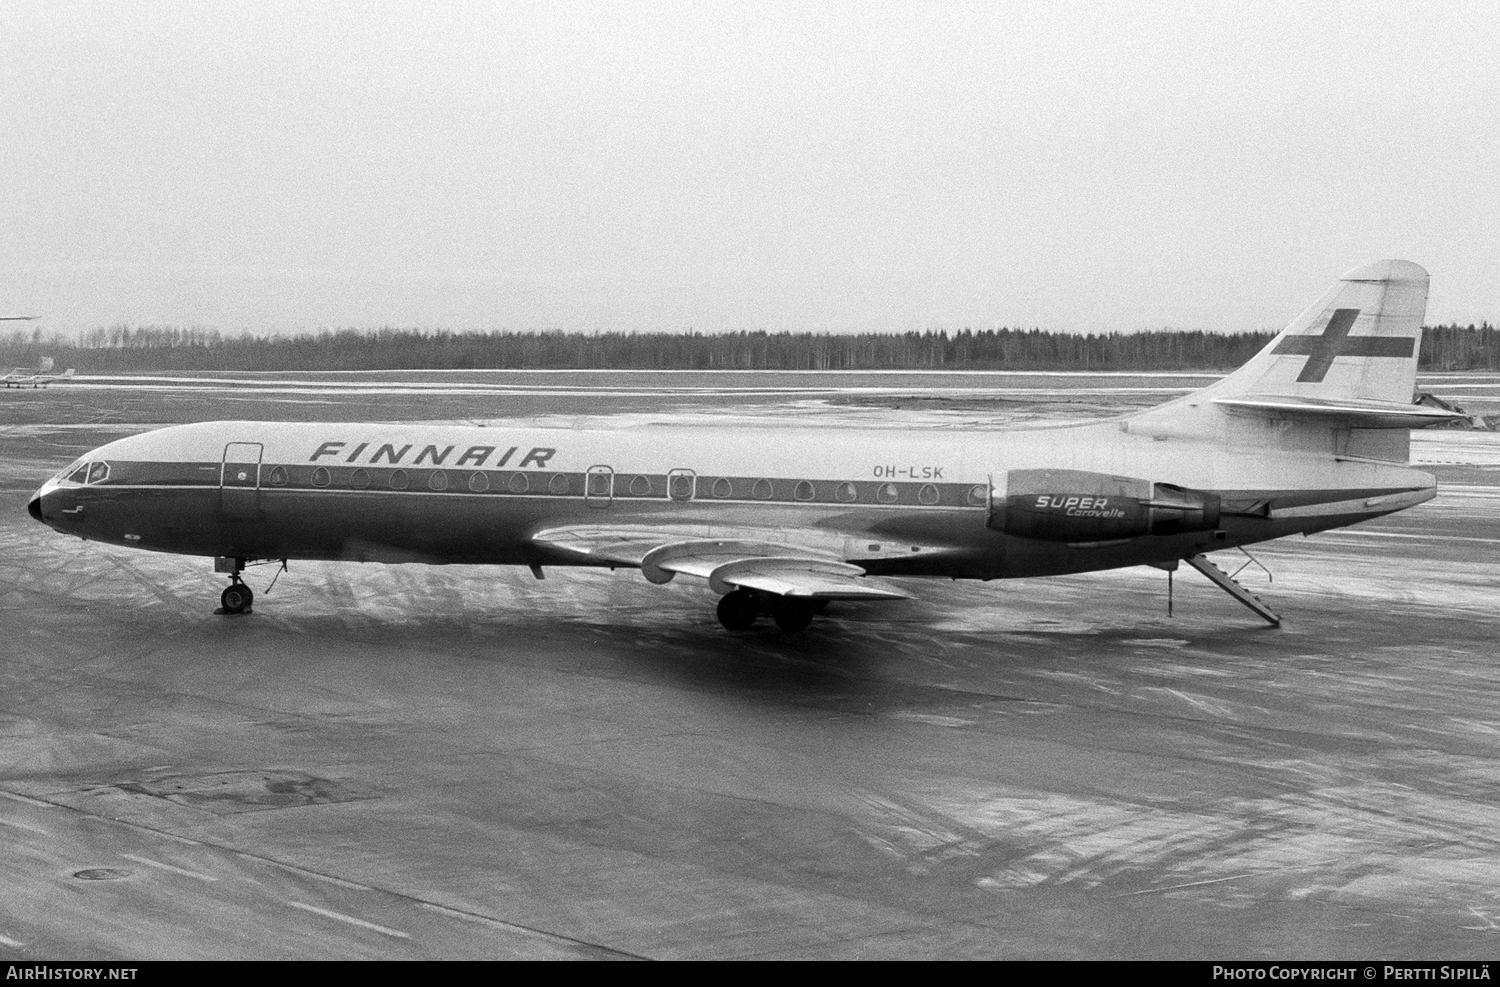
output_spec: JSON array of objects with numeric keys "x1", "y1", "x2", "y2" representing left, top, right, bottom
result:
[
  {"x1": 66, "y1": 463, "x2": 90, "y2": 485},
  {"x1": 87, "y1": 462, "x2": 110, "y2": 484}
]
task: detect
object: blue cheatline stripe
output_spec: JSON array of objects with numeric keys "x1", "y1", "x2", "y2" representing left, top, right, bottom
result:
[{"x1": 87, "y1": 460, "x2": 993, "y2": 509}]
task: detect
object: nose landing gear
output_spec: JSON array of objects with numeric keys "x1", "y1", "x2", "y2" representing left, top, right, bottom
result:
[
  {"x1": 220, "y1": 579, "x2": 254, "y2": 615},
  {"x1": 716, "y1": 589, "x2": 823, "y2": 633},
  {"x1": 214, "y1": 556, "x2": 254, "y2": 615}
]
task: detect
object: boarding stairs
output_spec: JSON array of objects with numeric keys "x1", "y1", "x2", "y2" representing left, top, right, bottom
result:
[{"x1": 1184, "y1": 553, "x2": 1282, "y2": 627}]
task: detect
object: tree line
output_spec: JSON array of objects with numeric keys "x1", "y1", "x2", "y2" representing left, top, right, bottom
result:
[{"x1": 2, "y1": 323, "x2": 1498, "y2": 372}]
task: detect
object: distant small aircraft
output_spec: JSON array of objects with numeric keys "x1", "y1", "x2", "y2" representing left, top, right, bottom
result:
[
  {"x1": 28, "y1": 260, "x2": 1466, "y2": 630},
  {"x1": 4, "y1": 357, "x2": 75, "y2": 388}
]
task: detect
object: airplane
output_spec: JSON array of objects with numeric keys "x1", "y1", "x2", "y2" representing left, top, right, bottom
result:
[
  {"x1": 4, "y1": 357, "x2": 75, "y2": 388},
  {"x1": 27, "y1": 260, "x2": 1467, "y2": 631}
]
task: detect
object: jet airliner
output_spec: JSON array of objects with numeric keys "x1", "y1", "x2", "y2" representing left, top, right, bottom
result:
[
  {"x1": 4, "y1": 364, "x2": 75, "y2": 388},
  {"x1": 27, "y1": 261, "x2": 1464, "y2": 631},
  {"x1": 0, "y1": 319, "x2": 75, "y2": 387}
]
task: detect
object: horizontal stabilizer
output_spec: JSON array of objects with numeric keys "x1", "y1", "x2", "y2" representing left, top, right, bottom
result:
[{"x1": 1213, "y1": 394, "x2": 1470, "y2": 429}]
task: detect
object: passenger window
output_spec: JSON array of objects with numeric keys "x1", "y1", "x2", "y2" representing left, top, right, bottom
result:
[
  {"x1": 876, "y1": 483, "x2": 899, "y2": 504},
  {"x1": 351, "y1": 468, "x2": 371, "y2": 489},
  {"x1": 87, "y1": 462, "x2": 110, "y2": 484},
  {"x1": 469, "y1": 471, "x2": 489, "y2": 492},
  {"x1": 967, "y1": 484, "x2": 988, "y2": 507},
  {"x1": 629, "y1": 475, "x2": 651, "y2": 496},
  {"x1": 587, "y1": 472, "x2": 610, "y2": 497},
  {"x1": 918, "y1": 484, "x2": 939, "y2": 505},
  {"x1": 428, "y1": 470, "x2": 448, "y2": 491},
  {"x1": 711, "y1": 477, "x2": 733, "y2": 499},
  {"x1": 549, "y1": 473, "x2": 570, "y2": 494},
  {"x1": 312, "y1": 467, "x2": 331, "y2": 487},
  {"x1": 508, "y1": 472, "x2": 529, "y2": 494},
  {"x1": 268, "y1": 466, "x2": 287, "y2": 485},
  {"x1": 793, "y1": 480, "x2": 815, "y2": 501},
  {"x1": 752, "y1": 478, "x2": 773, "y2": 500},
  {"x1": 669, "y1": 473, "x2": 694, "y2": 501},
  {"x1": 835, "y1": 482, "x2": 857, "y2": 503},
  {"x1": 390, "y1": 469, "x2": 409, "y2": 490}
]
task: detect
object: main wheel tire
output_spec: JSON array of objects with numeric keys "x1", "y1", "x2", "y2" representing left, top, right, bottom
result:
[
  {"x1": 221, "y1": 583, "x2": 253, "y2": 614},
  {"x1": 771, "y1": 597, "x2": 814, "y2": 633},
  {"x1": 716, "y1": 590, "x2": 758, "y2": 631}
]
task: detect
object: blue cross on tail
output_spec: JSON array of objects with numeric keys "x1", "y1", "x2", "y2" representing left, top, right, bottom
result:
[{"x1": 1271, "y1": 308, "x2": 1415, "y2": 383}]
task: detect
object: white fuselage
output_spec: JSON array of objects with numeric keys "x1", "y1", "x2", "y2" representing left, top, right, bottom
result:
[{"x1": 28, "y1": 415, "x2": 1434, "y2": 581}]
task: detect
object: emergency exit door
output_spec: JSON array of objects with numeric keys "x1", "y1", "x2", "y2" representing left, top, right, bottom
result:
[{"x1": 221, "y1": 442, "x2": 263, "y2": 519}]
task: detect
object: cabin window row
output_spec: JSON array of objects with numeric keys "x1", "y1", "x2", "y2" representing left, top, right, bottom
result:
[
  {"x1": 263, "y1": 464, "x2": 986, "y2": 507},
  {"x1": 676, "y1": 476, "x2": 985, "y2": 507},
  {"x1": 286, "y1": 466, "x2": 571, "y2": 495}
]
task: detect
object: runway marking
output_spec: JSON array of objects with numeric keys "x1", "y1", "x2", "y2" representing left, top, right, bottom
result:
[
  {"x1": 419, "y1": 902, "x2": 568, "y2": 938},
  {"x1": 120, "y1": 853, "x2": 218, "y2": 883},
  {"x1": 416, "y1": 903, "x2": 648, "y2": 958},
  {"x1": 1122, "y1": 855, "x2": 1350, "y2": 899},
  {"x1": 286, "y1": 901, "x2": 410, "y2": 939},
  {"x1": 889, "y1": 712, "x2": 975, "y2": 728},
  {"x1": 1148, "y1": 687, "x2": 1233, "y2": 718},
  {"x1": 0, "y1": 932, "x2": 25, "y2": 948},
  {"x1": 1461, "y1": 907, "x2": 1500, "y2": 932},
  {"x1": 0, "y1": 817, "x2": 49, "y2": 835},
  {"x1": 1448, "y1": 718, "x2": 1500, "y2": 738},
  {"x1": 117, "y1": 821, "x2": 203, "y2": 846},
  {"x1": 87, "y1": 368, "x2": 1223, "y2": 378},
  {"x1": 0, "y1": 791, "x2": 57, "y2": 808},
  {"x1": 1314, "y1": 530, "x2": 1500, "y2": 546},
  {"x1": 257, "y1": 857, "x2": 372, "y2": 891},
  {"x1": 1119, "y1": 873, "x2": 1257, "y2": 896}
]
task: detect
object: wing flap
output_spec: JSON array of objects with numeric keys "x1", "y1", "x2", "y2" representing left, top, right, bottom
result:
[
  {"x1": 531, "y1": 526, "x2": 910, "y2": 600},
  {"x1": 709, "y1": 558, "x2": 912, "y2": 600}
]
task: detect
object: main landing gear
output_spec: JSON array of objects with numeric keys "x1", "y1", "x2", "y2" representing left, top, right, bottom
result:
[{"x1": 716, "y1": 589, "x2": 827, "y2": 633}]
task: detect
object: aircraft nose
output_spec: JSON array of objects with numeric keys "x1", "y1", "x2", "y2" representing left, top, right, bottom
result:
[{"x1": 28, "y1": 487, "x2": 45, "y2": 522}]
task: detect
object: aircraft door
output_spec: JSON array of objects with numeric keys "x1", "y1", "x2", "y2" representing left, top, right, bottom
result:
[
  {"x1": 585, "y1": 465, "x2": 613, "y2": 509},
  {"x1": 221, "y1": 442, "x2": 263, "y2": 519}
]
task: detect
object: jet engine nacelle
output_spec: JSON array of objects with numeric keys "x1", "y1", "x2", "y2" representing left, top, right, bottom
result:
[{"x1": 988, "y1": 468, "x2": 1221, "y2": 542}]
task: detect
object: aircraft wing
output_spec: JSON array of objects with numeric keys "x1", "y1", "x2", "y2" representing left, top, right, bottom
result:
[
  {"x1": 531, "y1": 525, "x2": 913, "y2": 601},
  {"x1": 697, "y1": 557, "x2": 910, "y2": 600}
]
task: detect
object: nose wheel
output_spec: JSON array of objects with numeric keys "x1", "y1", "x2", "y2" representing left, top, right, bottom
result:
[
  {"x1": 220, "y1": 580, "x2": 254, "y2": 615},
  {"x1": 214, "y1": 556, "x2": 254, "y2": 615}
]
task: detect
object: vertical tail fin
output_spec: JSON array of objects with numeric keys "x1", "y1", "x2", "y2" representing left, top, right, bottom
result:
[
  {"x1": 1206, "y1": 259, "x2": 1428, "y2": 404},
  {"x1": 1124, "y1": 261, "x2": 1459, "y2": 457}
]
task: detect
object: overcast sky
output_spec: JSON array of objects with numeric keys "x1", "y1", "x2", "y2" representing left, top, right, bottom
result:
[{"x1": 3, "y1": 1, "x2": 1497, "y2": 335}]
